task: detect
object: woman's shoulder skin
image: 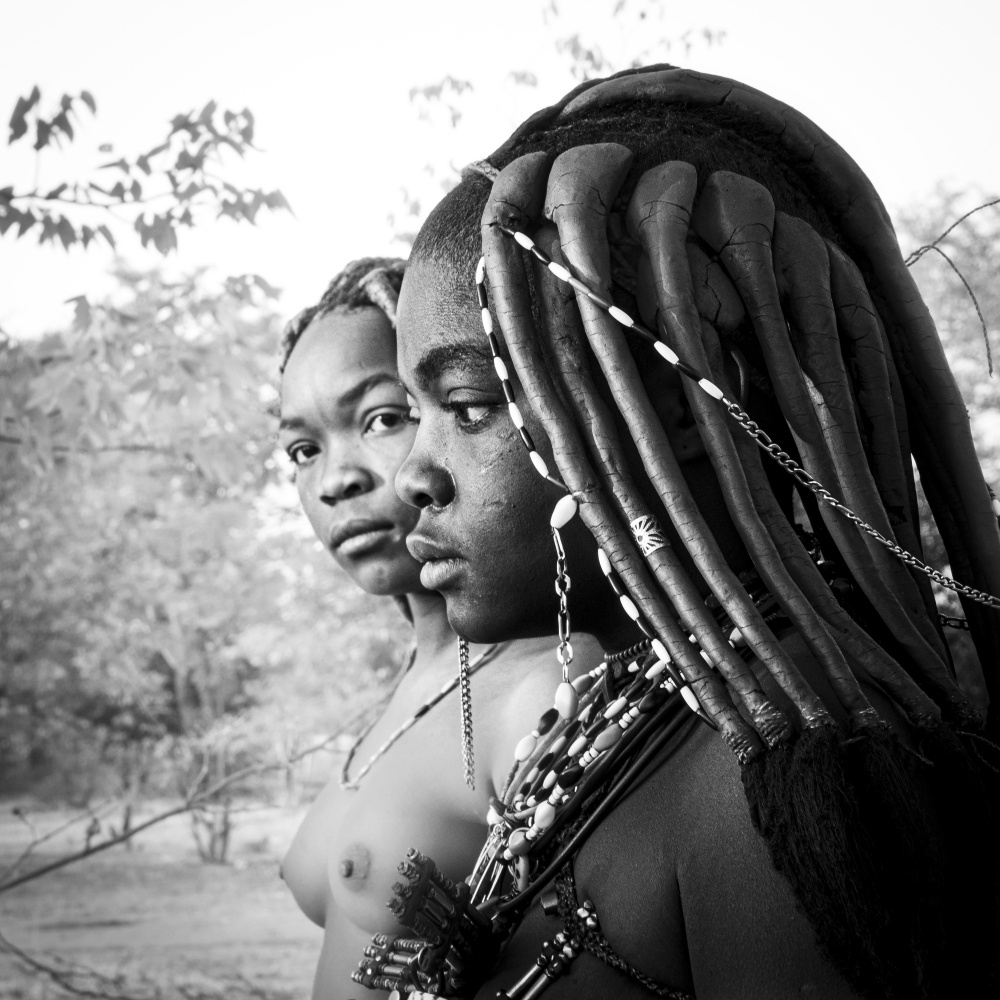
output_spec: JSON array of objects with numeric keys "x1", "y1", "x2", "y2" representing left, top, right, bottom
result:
[
  {"x1": 474, "y1": 635, "x2": 866, "y2": 1000},
  {"x1": 281, "y1": 633, "x2": 606, "y2": 1000}
]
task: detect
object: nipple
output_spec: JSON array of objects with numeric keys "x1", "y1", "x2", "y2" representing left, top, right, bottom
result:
[{"x1": 337, "y1": 844, "x2": 371, "y2": 892}]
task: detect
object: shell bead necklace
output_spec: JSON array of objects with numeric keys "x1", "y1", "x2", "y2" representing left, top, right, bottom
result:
[{"x1": 339, "y1": 642, "x2": 501, "y2": 791}]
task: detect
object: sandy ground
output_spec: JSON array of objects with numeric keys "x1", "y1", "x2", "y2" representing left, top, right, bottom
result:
[{"x1": 0, "y1": 800, "x2": 322, "y2": 999}]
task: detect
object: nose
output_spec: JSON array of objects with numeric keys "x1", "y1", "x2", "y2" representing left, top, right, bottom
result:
[
  {"x1": 319, "y1": 458, "x2": 375, "y2": 507},
  {"x1": 395, "y1": 426, "x2": 456, "y2": 510}
]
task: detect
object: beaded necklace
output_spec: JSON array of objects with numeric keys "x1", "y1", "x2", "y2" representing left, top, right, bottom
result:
[{"x1": 339, "y1": 642, "x2": 502, "y2": 791}]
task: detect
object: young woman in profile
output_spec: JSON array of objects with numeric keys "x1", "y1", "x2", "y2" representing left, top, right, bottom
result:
[{"x1": 275, "y1": 259, "x2": 603, "y2": 1000}]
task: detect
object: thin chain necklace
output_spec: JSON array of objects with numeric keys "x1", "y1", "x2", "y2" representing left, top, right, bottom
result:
[{"x1": 339, "y1": 641, "x2": 502, "y2": 791}]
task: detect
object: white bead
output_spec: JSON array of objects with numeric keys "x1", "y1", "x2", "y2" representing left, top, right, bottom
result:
[
  {"x1": 493, "y1": 356, "x2": 509, "y2": 381},
  {"x1": 603, "y1": 695, "x2": 629, "y2": 719},
  {"x1": 619, "y1": 594, "x2": 641, "y2": 620},
  {"x1": 476, "y1": 257, "x2": 486, "y2": 283},
  {"x1": 608, "y1": 305, "x2": 634, "y2": 327},
  {"x1": 550, "y1": 494, "x2": 578, "y2": 529},
  {"x1": 627, "y1": 660, "x2": 640, "y2": 673},
  {"x1": 597, "y1": 548, "x2": 613, "y2": 576},
  {"x1": 543, "y1": 771, "x2": 558, "y2": 790},
  {"x1": 508, "y1": 402, "x2": 525, "y2": 428},
  {"x1": 629, "y1": 706, "x2": 641, "y2": 718},
  {"x1": 487, "y1": 806, "x2": 502, "y2": 826},
  {"x1": 533, "y1": 801, "x2": 556, "y2": 830},
  {"x1": 481, "y1": 308, "x2": 493, "y2": 334},
  {"x1": 645, "y1": 658, "x2": 669, "y2": 680},
  {"x1": 697, "y1": 377, "x2": 724, "y2": 400},
  {"x1": 548, "y1": 261, "x2": 571, "y2": 282},
  {"x1": 700, "y1": 649, "x2": 713, "y2": 666},
  {"x1": 568, "y1": 735, "x2": 588, "y2": 756},
  {"x1": 554, "y1": 681, "x2": 579, "y2": 719},
  {"x1": 729, "y1": 626, "x2": 746, "y2": 648},
  {"x1": 652, "y1": 638, "x2": 670, "y2": 662},
  {"x1": 993, "y1": 496, "x2": 1000, "y2": 517},
  {"x1": 665, "y1": 678, "x2": 677, "y2": 693},
  {"x1": 515, "y1": 733, "x2": 537, "y2": 761},
  {"x1": 513, "y1": 231, "x2": 534, "y2": 250},
  {"x1": 529, "y1": 451, "x2": 550, "y2": 478},
  {"x1": 680, "y1": 685, "x2": 701, "y2": 713},
  {"x1": 654, "y1": 341, "x2": 680, "y2": 365}
]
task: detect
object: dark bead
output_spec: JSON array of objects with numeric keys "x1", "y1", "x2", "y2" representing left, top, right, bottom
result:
[
  {"x1": 477, "y1": 284, "x2": 488, "y2": 309},
  {"x1": 636, "y1": 618, "x2": 656, "y2": 638},
  {"x1": 536, "y1": 751, "x2": 554, "y2": 773},
  {"x1": 557, "y1": 764, "x2": 584, "y2": 788},
  {"x1": 638, "y1": 688, "x2": 669, "y2": 712},
  {"x1": 561, "y1": 719, "x2": 582, "y2": 742},
  {"x1": 551, "y1": 756, "x2": 571, "y2": 773},
  {"x1": 584, "y1": 714, "x2": 607, "y2": 739},
  {"x1": 571, "y1": 674, "x2": 595, "y2": 695},
  {"x1": 519, "y1": 426, "x2": 536, "y2": 451},
  {"x1": 537, "y1": 707, "x2": 559, "y2": 735},
  {"x1": 519, "y1": 781, "x2": 531, "y2": 797},
  {"x1": 414, "y1": 704, "x2": 430, "y2": 718},
  {"x1": 503, "y1": 381, "x2": 516, "y2": 403},
  {"x1": 540, "y1": 889, "x2": 560, "y2": 916},
  {"x1": 487, "y1": 332, "x2": 501, "y2": 356},
  {"x1": 675, "y1": 360, "x2": 700, "y2": 380}
]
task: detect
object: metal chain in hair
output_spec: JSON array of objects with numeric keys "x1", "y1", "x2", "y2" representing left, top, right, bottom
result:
[{"x1": 483, "y1": 226, "x2": 1000, "y2": 614}]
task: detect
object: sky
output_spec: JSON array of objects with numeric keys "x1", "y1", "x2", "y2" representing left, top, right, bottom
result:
[{"x1": 2, "y1": 0, "x2": 997, "y2": 338}]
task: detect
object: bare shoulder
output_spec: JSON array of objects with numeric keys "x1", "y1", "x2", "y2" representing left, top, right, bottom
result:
[{"x1": 661, "y1": 717, "x2": 861, "y2": 998}]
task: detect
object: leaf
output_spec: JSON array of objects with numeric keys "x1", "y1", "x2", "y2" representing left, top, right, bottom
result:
[
  {"x1": 9, "y1": 97, "x2": 31, "y2": 143},
  {"x1": 34, "y1": 119, "x2": 52, "y2": 151},
  {"x1": 97, "y1": 224, "x2": 115, "y2": 249},
  {"x1": 44, "y1": 183, "x2": 68, "y2": 200},
  {"x1": 0, "y1": 186, "x2": 13, "y2": 204},
  {"x1": 65, "y1": 295, "x2": 92, "y2": 330},
  {"x1": 80, "y1": 225, "x2": 95, "y2": 248},
  {"x1": 136, "y1": 153, "x2": 151, "y2": 175},
  {"x1": 198, "y1": 100, "x2": 218, "y2": 125},
  {"x1": 16, "y1": 208, "x2": 37, "y2": 237},
  {"x1": 56, "y1": 216, "x2": 78, "y2": 250},
  {"x1": 130, "y1": 179, "x2": 142, "y2": 201},
  {"x1": 80, "y1": 90, "x2": 96, "y2": 114},
  {"x1": 99, "y1": 158, "x2": 129, "y2": 172}
]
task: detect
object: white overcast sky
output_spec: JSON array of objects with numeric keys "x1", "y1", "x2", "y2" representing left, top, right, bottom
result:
[{"x1": 1, "y1": 0, "x2": 997, "y2": 337}]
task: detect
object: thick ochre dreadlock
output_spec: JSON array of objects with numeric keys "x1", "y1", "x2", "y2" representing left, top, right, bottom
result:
[
  {"x1": 411, "y1": 66, "x2": 1000, "y2": 999},
  {"x1": 278, "y1": 256, "x2": 406, "y2": 373}
]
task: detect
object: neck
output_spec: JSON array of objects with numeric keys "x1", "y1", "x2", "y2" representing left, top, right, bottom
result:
[{"x1": 404, "y1": 591, "x2": 458, "y2": 657}]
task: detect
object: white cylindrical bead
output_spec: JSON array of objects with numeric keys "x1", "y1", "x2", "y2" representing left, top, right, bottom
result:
[
  {"x1": 548, "y1": 261, "x2": 571, "y2": 282},
  {"x1": 515, "y1": 732, "x2": 537, "y2": 761},
  {"x1": 697, "y1": 377, "x2": 724, "y2": 400},
  {"x1": 513, "y1": 231, "x2": 534, "y2": 250},
  {"x1": 680, "y1": 685, "x2": 701, "y2": 713},
  {"x1": 597, "y1": 548, "x2": 613, "y2": 576},
  {"x1": 608, "y1": 305, "x2": 634, "y2": 327},
  {"x1": 481, "y1": 308, "x2": 493, "y2": 334},
  {"x1": 654, "y1": 341, "x2": 680, "y2": 365},
  {"x1": 529, "y1": 451, "x2": 550, "y2": 478},
  {"x1": 568, "y1": 735, "x2": 588, "y2": 756},
  {"x1": 493, "y1": 356, "x2": 509, "y2": 381},
  {"x1": 619, "y1": 594, "x2": 641, "y2": 621},
  {"x1": 652, "y1": 638, "x2": 670, "y2": 662},
  {"x1": 533, "y1": 801, "x2": 556, "y2": 830},
  {"x1": 603, "y1": 695, "x2": 629, "y2": 719},
  {"x1": 645, "y1": 658, "x2": 669, "y2": 680},
  {"x1": 476, "y1": 257, "x2": 486, "y2": 283},
  {"x1": 508, "y1": 402, "x2": 525, "y2": 428}
]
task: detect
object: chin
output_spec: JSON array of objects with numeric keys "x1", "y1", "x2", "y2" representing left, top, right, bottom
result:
[
  {"x1": 442, "y1": 589, "x2": 552, "y2": 644},
  {"x1": 348, "y1": 556, "x2": 424, "y2": 599}
]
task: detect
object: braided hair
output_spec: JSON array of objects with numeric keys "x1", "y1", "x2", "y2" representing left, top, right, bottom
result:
[
  {"x1": 412, "y1": 67, "x2": 1000, "y2": 998},
  {"x1": 278, "y1": 257, "x2": 406, "y2": 373}
]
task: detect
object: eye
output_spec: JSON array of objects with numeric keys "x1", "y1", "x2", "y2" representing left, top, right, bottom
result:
[
  {"x1": 448, "y1": 400, "x2": 495, "y2": 429},
  {"x1": 286, "y1": 442, "x2": 319, "y2": 467},
  {"x1": 364, "y1": 407, "x2": 414, "y2": 436}
]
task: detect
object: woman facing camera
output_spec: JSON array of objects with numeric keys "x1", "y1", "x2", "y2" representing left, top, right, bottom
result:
[
  {"x1": 276, "y1": 259, "x2": 603, "y2": 999},
  {"x1": 349, "y1": 69, "x2": 1000, "y2": 999}
]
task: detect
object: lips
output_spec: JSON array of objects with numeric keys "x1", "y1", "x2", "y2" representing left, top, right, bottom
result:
[
  {"x1": 407, "y1": 534, "x2": 465, "y2": 591},
  {"x1": 328, "y1": 518, "x2": 396, "y2": 557}
]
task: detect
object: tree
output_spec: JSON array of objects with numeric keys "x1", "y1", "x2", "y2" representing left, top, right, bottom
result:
[{"x1": 2, "y1": 87, "x2": 290, "y2": 257}]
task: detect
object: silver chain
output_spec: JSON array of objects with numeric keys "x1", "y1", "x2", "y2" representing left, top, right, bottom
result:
[
  {"x1": 553, "y1": 527, "x2": 574, "y2": 682},
  {"x1": 723, "y1": 400, "x2": 1000, "y2": 611},
  {"x1": 459, "y1": 637, "x2": 475, "y2": 790}
]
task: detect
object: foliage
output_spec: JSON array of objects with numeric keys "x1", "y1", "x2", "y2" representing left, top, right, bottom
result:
[
  {"x1": 2, "y1": 87, "x2": 290, "y2": 256},
  {"x1": 899, "y1": 189, "x2": 1000, "y2": 703},
  {"x1": 0, "y1": 266, "x2": 410, "y2": 806}
]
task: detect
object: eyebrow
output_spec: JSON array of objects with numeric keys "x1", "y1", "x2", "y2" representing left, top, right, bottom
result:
[
  {"x1": 412, "y1": 343, "x2": 495, "y2": 388},
  {"x1": 277, "y1": 372, "x2": 401, "y2": 432}
]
